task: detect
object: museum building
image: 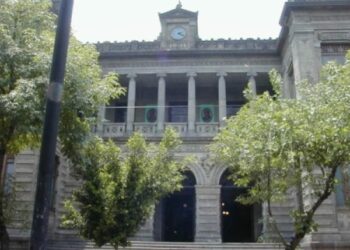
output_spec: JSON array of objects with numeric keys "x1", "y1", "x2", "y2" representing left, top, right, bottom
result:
[{"x1": 7, "y1": 0, "x2": 350, "y2": 249}]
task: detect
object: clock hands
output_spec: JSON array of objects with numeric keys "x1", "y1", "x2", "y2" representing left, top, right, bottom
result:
[
  {"x1": 171, "y1": 27, "x2": 186, "y2": 40},
  {"x1": 177, "y1": 31, "x2": 185, "y2": 37}
]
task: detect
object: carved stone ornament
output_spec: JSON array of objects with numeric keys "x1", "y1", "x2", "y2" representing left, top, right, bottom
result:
[
  {"x1": 318, "y1": 32, "x2": 350, "y2": 41},
  {"x1": 200, "y1": 153, "x2": 215, "y2": 178}
]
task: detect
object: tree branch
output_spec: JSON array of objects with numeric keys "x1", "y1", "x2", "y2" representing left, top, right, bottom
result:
[
  {"x1": 266, "y1": 159, "x2": 288, "y2": 248},
  {"x1": 289, "y1": 165, "x2": 338, "y2": 250}
]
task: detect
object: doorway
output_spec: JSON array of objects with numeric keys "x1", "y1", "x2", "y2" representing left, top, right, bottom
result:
[
  {"x1": 220, "y1": 169, "x2": 262, "y2": 242},
  {"x1": 154, "y1": 171, "x2": 196, "y2": 242}
]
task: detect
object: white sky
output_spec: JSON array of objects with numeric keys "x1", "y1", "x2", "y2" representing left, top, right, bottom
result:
[{"x1": 71, "y1": 0, "x2": 287, "y2": 43}]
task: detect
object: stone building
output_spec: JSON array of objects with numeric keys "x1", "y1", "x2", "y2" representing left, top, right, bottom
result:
[{"x1": 6, "y1": 0, "x2": 350, "y2": 249}]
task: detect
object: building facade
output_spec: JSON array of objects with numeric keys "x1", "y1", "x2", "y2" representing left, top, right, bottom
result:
[{"x1": 7, "y1": 0, "x2": 350, "y2": 249}]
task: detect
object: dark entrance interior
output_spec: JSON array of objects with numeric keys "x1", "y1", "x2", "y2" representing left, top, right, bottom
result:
[
  {"x1": 220, "y1": 169, "x2": 262, "y2": 242},
  {"x1": 154, "y1": 171, "x2": 196, "y2": 242}
]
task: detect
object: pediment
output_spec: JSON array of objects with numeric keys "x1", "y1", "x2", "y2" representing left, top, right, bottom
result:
[{"x1": 159, "y1": 7, "x2": 198, "y2": 19}]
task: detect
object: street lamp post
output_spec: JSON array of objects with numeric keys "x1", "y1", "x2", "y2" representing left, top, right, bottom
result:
[{"x1": 30, "y1": 1, "x2": 74, "y2": 249}]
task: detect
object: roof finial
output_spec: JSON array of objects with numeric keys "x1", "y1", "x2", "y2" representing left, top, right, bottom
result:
[{"x1": 176, "y1": 0, "x2": 182, "y2": 9}]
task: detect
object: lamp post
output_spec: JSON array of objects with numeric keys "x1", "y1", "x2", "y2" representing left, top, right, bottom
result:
[{"x1": 30, "y1": 1, "x2": 74, "y2": 249}]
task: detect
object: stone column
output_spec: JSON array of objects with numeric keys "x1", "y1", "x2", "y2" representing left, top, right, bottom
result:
[
  {"x1": 96, "y1": 105, "x2": 106, "y2": 136},
  {"x1": 217, "y1": 72, "x2": 227, "y2": 126},
  {"x1": 195, "y1": 185, "x2": 221, "y2": 242},
  {"x1": 247, "y1": 72, "x2": 257, "y2": 96},
  {"x1": 132, "y1": 215, "x2": 154, "y2": 241},
  {"x1": 187, "y1": 72, "x2": 197, "y2": 133},
  {"x1": 157, "y1": 73, "x2": 166, "y2": 132},
  {"x1": 290, "y1": 31, "x2": 322, "y2": 98},
  {"x1": 289, "y1": 32, "x2": 339, "y2": 244},
  {"x1": 126, "y1": 73, "x2": 137, "y2": 133}
]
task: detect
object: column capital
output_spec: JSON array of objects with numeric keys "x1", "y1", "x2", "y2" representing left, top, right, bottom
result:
[
  {"x1": 247, "y1": 71, "x2": 257, "y2": 78},
  {"x1": 156, "y1": 72, "x2": 167, "y2": 78},
  {"x1": 127, "y1": 73, "x2": 137, "y2": 79},
  {"x1": 216, "y1": 72, "x2": 227, "y2": 77},
  {"x1": 187, "y1": 72, "x2": 197, "y2": 78}
]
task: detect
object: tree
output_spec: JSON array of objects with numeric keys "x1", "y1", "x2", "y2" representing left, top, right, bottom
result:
[
  {"x1": 210, "y1": 56, "x2": 350, "y2": 250},
  {"x1": 0, "y1": 0, "x2": 123, "y2": 248},
  {"x1": 62, "y1": 128, "x2": 187, "y2": 249}
]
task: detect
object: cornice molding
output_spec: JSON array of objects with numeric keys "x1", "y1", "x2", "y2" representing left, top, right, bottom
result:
[{"x1": 96, "y1": 39, "x2": 279, "y2": 58}]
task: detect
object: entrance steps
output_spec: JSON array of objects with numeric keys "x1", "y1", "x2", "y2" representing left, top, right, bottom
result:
[{"x1": 48, "y1": 240, "x2": 284, "y2": 250}]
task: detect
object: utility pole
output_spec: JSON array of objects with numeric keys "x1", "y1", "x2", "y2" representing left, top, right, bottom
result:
[{"x1": 30, "y1": 1, "x2": 74, "y2": 249}]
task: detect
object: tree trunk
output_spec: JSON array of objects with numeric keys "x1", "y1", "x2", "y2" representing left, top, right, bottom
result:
[
  {"x1": 0, "y1": 149, "x2": 10, "y2": 250},
  {"x1": 287, "y1": 166, "x2": 338, "y2": 250}
]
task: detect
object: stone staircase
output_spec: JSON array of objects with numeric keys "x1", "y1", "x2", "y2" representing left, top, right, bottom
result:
[{"x1": 47, "y1": 240, "x2": 284, "y2": 250}]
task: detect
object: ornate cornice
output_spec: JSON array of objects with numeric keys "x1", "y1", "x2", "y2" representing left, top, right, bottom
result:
[
  {"x1": 280, "y1": 1, "x2": 350, "y2": 26},
  {"x1": 278, "y1": 1, "x2": 350, "y2": 51},
  {"x1": 96, "y1": 41, "x2": 161, "y2": 53},
  {"x1": 96, "y1": 38, "x2": 279, "y2": 58},
  {"x1": 197, "y1": 39, "x2": 277, "y2": 50},
  {"x1": 100, "y1": 56, "x2": 281, "y2": 69}
]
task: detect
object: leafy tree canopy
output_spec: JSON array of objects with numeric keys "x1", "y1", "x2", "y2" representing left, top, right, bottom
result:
[
  {"x1": 0, "y1": 0, "x2": 123, "y2": 162},
  {"x1": 0, "y1": 0, "x2": 123, "y2": 247},
  {"x1": 63, "y1": 128, "x2": 187, "y2": 249},
  {"x1": 211, "y1": 53, "x2": 350, "y2": 250}
]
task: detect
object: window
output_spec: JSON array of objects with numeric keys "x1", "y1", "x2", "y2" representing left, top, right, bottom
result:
[
  {"x1": 321, "y1": 43, "x2": 350, "y2": 65},
  {"x1": 335, "y1": 167, "x2": 350, "y2": 206},
  {"x1": 114, "y1": 106, "x2": 127, "y2": 123},
  {"x1": 104, "y1": 102, "x2": 127, "y2": 123},
  {"x1": 168, "y1": 102, "x2": 188, "y2": 122},
  {"x1": 4, "y1": 157, "x2": 15, "y2": 194},
  {"x1": 227, "y1": 102, "x2": 244, "y2": 117}
]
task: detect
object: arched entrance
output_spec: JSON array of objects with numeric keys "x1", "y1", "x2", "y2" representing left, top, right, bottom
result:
[
  {"x1": 220, "y1": 169, "x2": 262, "y2": 242},
  {"x1": 154, "y1": 171, "x2": 196, "y2": 242}
]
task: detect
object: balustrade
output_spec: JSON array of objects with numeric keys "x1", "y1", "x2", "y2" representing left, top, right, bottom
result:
[
  {"x1": 100, "y1": 105, "x2": 226, "y2": 138},
  {"x1": 195, "y1": 123, "x2": 219, "y2": 135},
  {"x1": 134, "y1": 123, "x2": 157, "y2": 135},
  {"x1": 103, "y1": 123, "x2": 126, "y2": 137},
  {"x1": 165, "y1": 123, "x2": 188, "y2": 135}
]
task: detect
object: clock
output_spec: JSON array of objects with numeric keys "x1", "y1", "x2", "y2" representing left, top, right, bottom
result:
[{"x1": 171, "y1": 27, "x2": 186, "y2": 40}]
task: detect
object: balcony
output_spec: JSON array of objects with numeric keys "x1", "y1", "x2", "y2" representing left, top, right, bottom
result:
[{"x1": 99, "y1": 104, "x2": 242, "y2": 138}]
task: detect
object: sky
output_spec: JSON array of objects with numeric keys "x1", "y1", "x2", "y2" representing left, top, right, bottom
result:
[{"x1": 71, "y1": 0, "x2": 287, "y2": 43}]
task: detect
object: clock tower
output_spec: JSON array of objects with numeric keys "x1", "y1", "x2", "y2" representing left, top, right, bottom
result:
[{"x1": 158, "y1": 2, "x2": 199, "y2": 50}]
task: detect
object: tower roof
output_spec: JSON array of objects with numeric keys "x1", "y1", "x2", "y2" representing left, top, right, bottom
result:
[{"x1": 159, "y1": 3, "x2": 198, "y2": 19}]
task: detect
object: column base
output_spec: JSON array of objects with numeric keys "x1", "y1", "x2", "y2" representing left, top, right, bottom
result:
[
  {"x1": 301, "y1": 241, "x2": 350, "y2": 250},
  {"x1": 301, "y1": 229, "x2": 342, "y2": 249}
]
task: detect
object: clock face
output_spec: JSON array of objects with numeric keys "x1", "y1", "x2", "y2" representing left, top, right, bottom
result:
[{"x1": 171, "y1": 27, "x2": 186, "y2": 40}]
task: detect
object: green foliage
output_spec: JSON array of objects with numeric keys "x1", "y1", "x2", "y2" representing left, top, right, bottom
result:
[
  {"x1": 62, "y1": 128, "x2": 186, "y2": 249},
  {"x1": 211, "y1": 52, "x2": 350, "y2": 250},
  {"x1": 0, "y1": 0, "x2": 54, "y2": 153},
  {"x1": 0, "y1": 0, "x2": 124, "y2": 158},
  {"x1": 1, "y1": 184, "x2": 30, "y2": 228},
  {"x1": 0, "y1": 0, "x2": 123, "y2": 242}
]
